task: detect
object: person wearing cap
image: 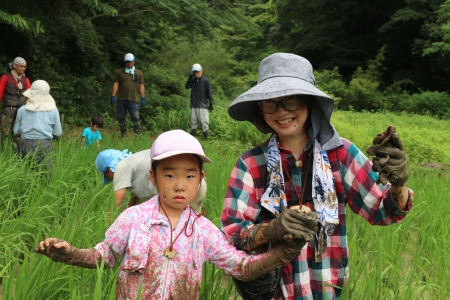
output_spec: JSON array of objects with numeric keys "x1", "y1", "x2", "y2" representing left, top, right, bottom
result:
[
  {"x1": 220, "y1": 53, "x2": 413, "y2": 299},
  {"x1": 13, "y1": 80, "x2": 62, "y2": 168},
  {"x1": 185, "y1": 63, "x2": 213, "y2": 139},
  {"x1": 0, "y1": 57, "x2": 31, "y2": 150},
  {"x1": 110, "y1": 53, "x2": 145, "y2": 137},
  {"x1": 95, "y1": 148, "x2": 207, "y2": 212},
  {"x1": 35, "y1": 129, "x2": 317, "y2": 299}
]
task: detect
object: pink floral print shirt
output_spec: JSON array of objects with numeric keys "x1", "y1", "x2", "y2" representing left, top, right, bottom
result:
[{"x1": 90, "y1": 196, "x2": 258, "y2": 299}]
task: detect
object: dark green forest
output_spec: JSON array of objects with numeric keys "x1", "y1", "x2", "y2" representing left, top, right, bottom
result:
[{"x1": 2, "y1": 0, "x2": 450, "y2": 129}]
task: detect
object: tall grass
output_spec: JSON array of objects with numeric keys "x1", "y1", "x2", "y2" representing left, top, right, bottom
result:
[{"x1": 1, "y1": 111, "x2": 449, "y2": 299}]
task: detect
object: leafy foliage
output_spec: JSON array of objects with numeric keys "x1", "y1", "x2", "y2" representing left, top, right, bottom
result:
[
  {"x1": 1, "y1": 0, "x2": 450, "y2": 131},
  {"x1": 0, "y1": 0, "x2": 250, "y2": 128},
  {"x1": 408, "y1": 91, "x2": 450, "y2": 119},
  {"x1": 0, "y1": 9, "x2": 44, "y2": 35}
]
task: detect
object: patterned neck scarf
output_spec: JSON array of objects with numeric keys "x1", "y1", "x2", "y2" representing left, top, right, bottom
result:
[
  {"x1": 261, "y1": 134, "x2": 339, "y2": 261},
  {"x1": 125, "y1": 66, "x2": 135, "y2": 75},
  {"x1": 11, "y1": 70, "x2": 23, "y2": 90}
]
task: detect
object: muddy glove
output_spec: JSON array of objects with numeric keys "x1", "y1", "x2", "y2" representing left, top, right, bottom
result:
[
  {"x1": 367, "y1": 126, "x2": 408, "y2": 186},
  {"x1": 264, "y1": 208, "x2": 318, "y2": 243},
  {"x1": 208, "y1": 104, "x2": 214, "y2": 112},
  {"x1": 110, "y1": 96, "x2": 116, "y2": 107}
]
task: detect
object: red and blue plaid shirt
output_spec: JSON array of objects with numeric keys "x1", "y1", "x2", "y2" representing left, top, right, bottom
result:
[{"x1": 220, "y1": 138, "x2": 413, "y2": 300}]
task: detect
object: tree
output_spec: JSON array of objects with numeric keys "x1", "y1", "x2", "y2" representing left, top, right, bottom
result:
[
  {"x1": 0, "y1": 0, "x2": 248, "y2": 125},
  {"x1": 0, "y1": 9, "x2": 43, "y2": 35},
  {"x1": 269, "y1": 0, "x2": 450, "y2": 93},
  {"x1": 376, "y1": 0, "x2": 450, "y2": 92}
]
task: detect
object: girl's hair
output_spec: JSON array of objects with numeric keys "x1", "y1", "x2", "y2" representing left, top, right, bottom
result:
[
  {"x1": 151, "y1": 155, "x2": 204, "y2": 174},
  {"x1": 253, "y1": 95, "x2": 313, "y2": 133},
  {"x1": 91, "y1": 116, "x2": 104, "y2": 128}
]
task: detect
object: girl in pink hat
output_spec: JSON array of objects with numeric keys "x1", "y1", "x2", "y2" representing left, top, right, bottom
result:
[{"x1": 35, "y1": 129, "x2": 318, "y2": 300}]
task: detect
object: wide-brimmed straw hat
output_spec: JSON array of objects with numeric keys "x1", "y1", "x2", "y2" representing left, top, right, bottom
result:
[
  {"x1": 23, "y1": 80, "x2": 56, "y2": 112},
  {"x1": 228, "y1": 53, "x2": 342, "y2": 150}
]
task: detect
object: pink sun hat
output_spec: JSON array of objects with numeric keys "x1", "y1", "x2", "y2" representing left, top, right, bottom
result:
[{"x1": 150, "y1": 129, "x2": 212, "y2": 167}]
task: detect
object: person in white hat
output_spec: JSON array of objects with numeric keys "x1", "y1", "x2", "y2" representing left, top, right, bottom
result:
[
  {"x1": 110, "y1": 53, "x2": 146, "y2": 138},
  {"x1": 185, "y1": 63, "x2": 213, "y2": 139},
  {"x1": 0, "y1": 57, "x2": 31, "y2": 151},
  {"x1": 13, "y1": 80, "x2": 62, "y2": 168},
  {"x1": 220, "y1": 53, "x2": 413, "y2": 299}
]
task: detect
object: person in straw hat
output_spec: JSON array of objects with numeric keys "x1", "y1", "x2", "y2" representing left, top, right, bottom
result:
[
  {"x1": 13, "y1": 80, "x2": 62, "y2": 168},
  {"x1": 220, "y1": 53, "x2": 413, "y2": 299},
  {"x1": 0, "y1": 57, "x2": 31, "y2": 151}
]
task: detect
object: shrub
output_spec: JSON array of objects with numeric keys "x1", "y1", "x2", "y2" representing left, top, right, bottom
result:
[
  {"x1": 409, "y1": 91, "x2": 450, "y2": 119},
  {"x1": 314, "y1": 67, "x2": 348, "y2": 109}
]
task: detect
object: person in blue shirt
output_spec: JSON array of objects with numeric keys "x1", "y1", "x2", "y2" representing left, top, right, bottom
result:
[
  {"x1": 13, "y1": 79, "x2": 62, "y2": 168},
  {"x1": 80, "y1": 116, "x2": 103, "y2": 149}
]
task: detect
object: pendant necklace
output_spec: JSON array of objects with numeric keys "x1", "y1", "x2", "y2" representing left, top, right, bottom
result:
[
  {"x1": 282, "y1": 149, "x2": 311, "y2": 207},
  {"x1": 159, "y1": 202, "x2": 191, "y2": 259},
  {"x1": 159, "y1": 201, "x2": 207, "y2": 259},
  {"x1": 295, "y1": 150, "x2": 305, "y2": 168}
]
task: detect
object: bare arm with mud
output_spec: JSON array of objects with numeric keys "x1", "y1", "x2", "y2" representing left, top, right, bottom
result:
[{"x1": 34, "y1": 238, "x2": 103, "y2": 269}]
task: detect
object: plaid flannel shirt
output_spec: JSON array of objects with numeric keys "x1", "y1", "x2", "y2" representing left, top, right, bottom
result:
[{"x1": 220, "y1": 138, "x2": 413, "y2": 300}]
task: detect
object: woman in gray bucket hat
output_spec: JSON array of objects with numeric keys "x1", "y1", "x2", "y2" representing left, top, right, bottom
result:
[{"x1": 220, "y1": 53, "x2": 413, "y2": 300}]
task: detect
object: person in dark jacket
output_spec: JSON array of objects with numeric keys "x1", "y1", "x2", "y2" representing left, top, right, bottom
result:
[
  {"x1": 185, "y1": 63, "x2": 213, "y2": 139},
  {"x1": 0, "y1": 57, "x2": 31, "y2": 151}
]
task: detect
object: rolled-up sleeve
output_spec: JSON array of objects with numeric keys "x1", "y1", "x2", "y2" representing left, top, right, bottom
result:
[{"x1": 338, "y1": 139, "x2": 413, "y2": 225}]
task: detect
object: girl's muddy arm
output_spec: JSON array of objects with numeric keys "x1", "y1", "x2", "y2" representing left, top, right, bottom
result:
[
  {"x1": 34, "y1": 238, "x2": 102, "y2": 269},
  {"x1": 236, "y1": 239, "x2": 306, "y2": 281}
]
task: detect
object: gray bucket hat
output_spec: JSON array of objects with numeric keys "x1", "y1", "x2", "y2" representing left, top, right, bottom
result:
[{"x1": 228, "y1": 52, "x2": 342, "y2": 150}]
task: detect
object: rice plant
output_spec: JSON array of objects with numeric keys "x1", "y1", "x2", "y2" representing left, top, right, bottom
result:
[{"x1": 1, "y1": 111, "x2": 449, "y2": 299}]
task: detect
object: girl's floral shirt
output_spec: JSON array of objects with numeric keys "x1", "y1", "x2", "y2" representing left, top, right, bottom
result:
[{"x1": 90, "y1": 196, "x2": 259, "y2": 300}]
